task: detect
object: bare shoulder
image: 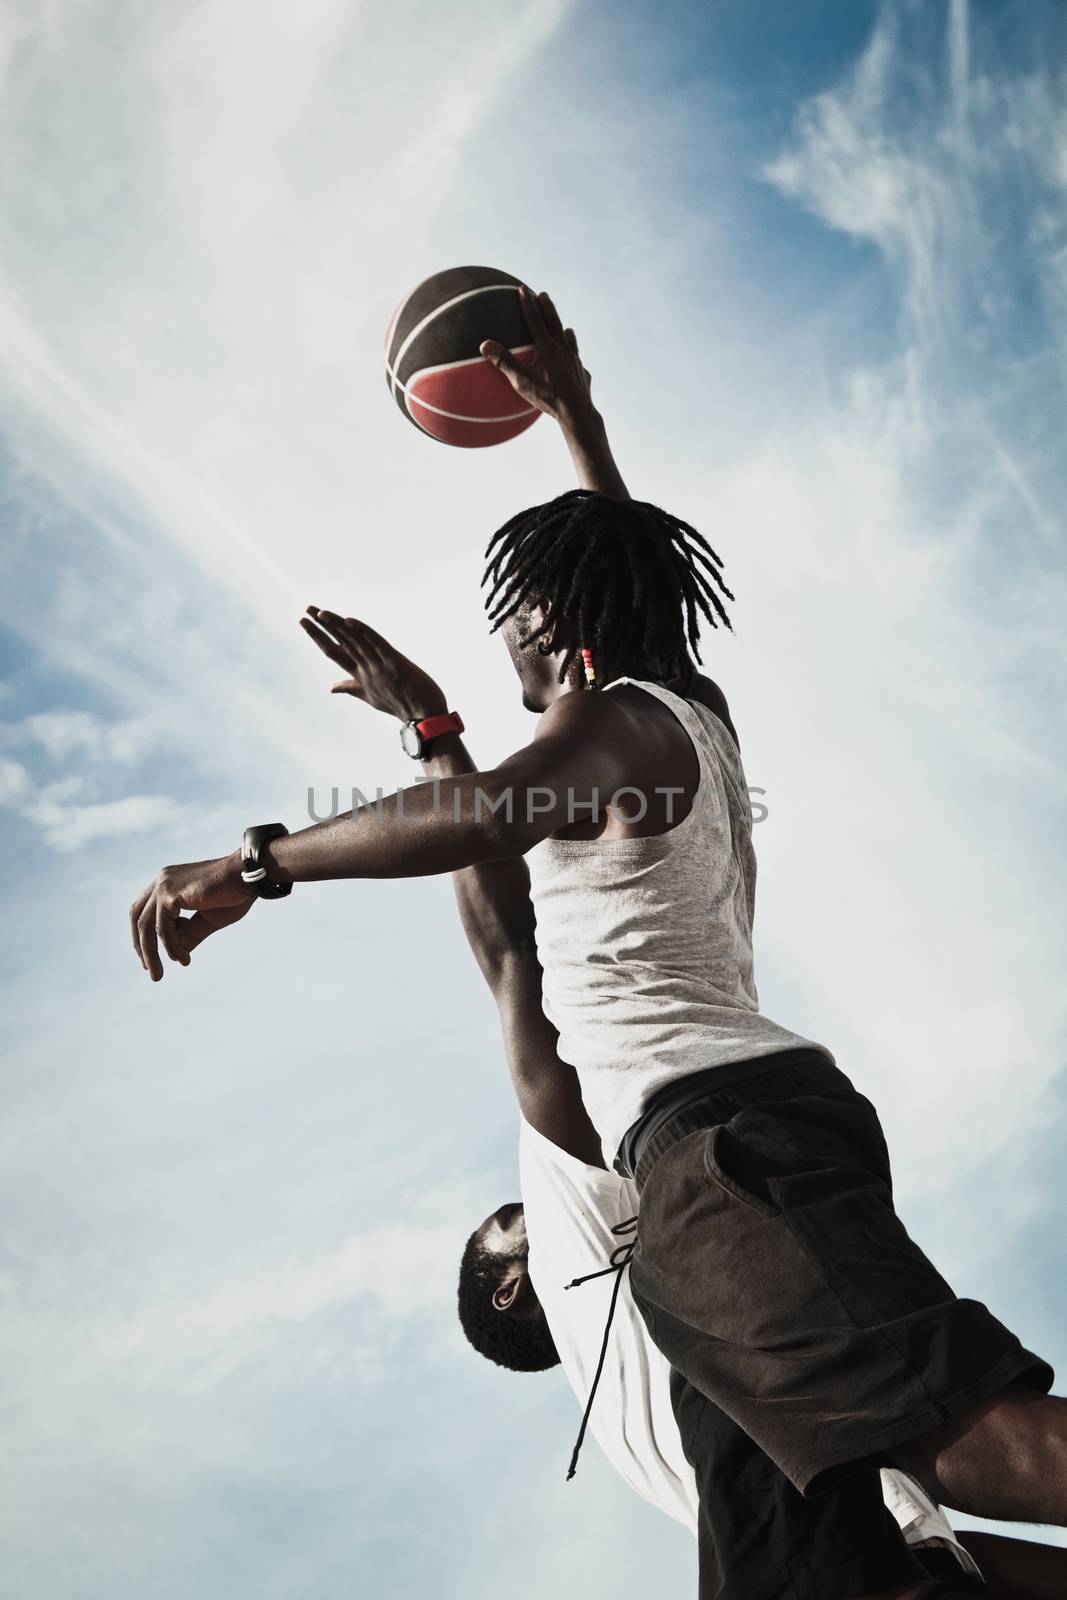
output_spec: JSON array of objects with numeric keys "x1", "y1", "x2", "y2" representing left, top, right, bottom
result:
[
  {"x1": 536, "y1": 677, "x2": 738, "y2": 749},
  {"x1": 533, "y1": 686, "x2": 627, "y2": 741},
  {"x1": 686, "y1": 673, "x2": 741, "y2": 752}
]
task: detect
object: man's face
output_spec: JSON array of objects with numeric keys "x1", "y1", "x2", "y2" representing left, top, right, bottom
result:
[{"x1": 474, "y1": 1201, "x2": 544, "y2": 1321}]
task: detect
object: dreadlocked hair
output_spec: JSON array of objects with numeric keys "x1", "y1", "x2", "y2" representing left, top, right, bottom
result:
[{"x1": 482, "y1": 489, "x2": 734, "y2": 691}]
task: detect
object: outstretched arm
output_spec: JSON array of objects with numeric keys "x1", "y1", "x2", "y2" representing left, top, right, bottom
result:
[{"x1": 128, "y1": 653, "x2": 632, "y2": 979}]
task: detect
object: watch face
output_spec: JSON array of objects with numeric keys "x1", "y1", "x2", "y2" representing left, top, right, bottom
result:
[{"x1": 400, "y1": 721, "x2": 422, "y2": 758}]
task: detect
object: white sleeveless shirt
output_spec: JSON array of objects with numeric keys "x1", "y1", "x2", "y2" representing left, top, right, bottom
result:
[{"x1": 527, "y1": 678, "x2": 834, "y2": 1161}]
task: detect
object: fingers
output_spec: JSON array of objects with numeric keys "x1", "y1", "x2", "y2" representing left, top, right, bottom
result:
[
  {"x1": 537, "y1": 291, "x2": 565, "y2": 341},
  {"x1": 156, "y1": 891, "x2": 190, "y2": 969},
  {"x1": 151, "y1": 902, "x2": 252, "y2": 972},
  {"x1": 300, "y1": 613, "x2": 342, "y2": 650},
  {"x1": 305, "y1": 607, "x2": 387, "y2": 656},
  {"x1": 480, "y1": 340, "x2": 536, "y2": 399},
  {"x1": 134, "y1": 872, "x2": 187, "y2": 981},
  {"x1": 300, "y1": 616, "x2": 354, "y2": 672},
  {"x1": 174, "y1": 912, "x2": 216, "y2": 958},
  {"x1": 335, "y1": 614, "x2": 388, "y2": 650},
  {"x1": 137, "y1": 891, "x2": 163, "y2": 982},
  {"x1": 130, "y1": 886, "x2": 150, "y2": 970},
  {"x1": 564, "y1": 328, "x2": 592, "y2": 387},
  {"x1": 303, "y1": 608, "x2": 397, "y2": 685},
  {"x1": 518, "y1": 283, "x2": 549, "y2": 344},
  {"x1": 309, "y1": 605, "x2": 351, "y2": 628},
  {"x1": 175, "y1": 907, "x2": 239, "y2": 957},
  {"x1": 130, "y1": 864, "x2": 253, "y2": 982},
  {"x1": 306, "y1": 606, "x2": 356, "y2": 643}
]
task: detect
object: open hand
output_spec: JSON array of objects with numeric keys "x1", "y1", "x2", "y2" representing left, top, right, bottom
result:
[
  {"x1": 300, "y1": 609, "x2": 448, "y2": 723},
  {"x1": 480, "y1": 286, "x2": 593, "y2": 425},
  {"x1": 130, "y1": 853, "x2": 253, "y2": 982}
]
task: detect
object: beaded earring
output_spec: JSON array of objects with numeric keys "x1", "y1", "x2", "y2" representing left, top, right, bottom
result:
[{"x1": 580, "y1": 648, "x2": 598, "y2": 689}]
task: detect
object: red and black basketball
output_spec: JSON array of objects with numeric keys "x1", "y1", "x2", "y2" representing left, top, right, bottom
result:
[{"x1": 384, "y1": 265, "x2": 541, "y2": 448}]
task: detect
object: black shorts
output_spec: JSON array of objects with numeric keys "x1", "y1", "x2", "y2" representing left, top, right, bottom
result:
[
  {"x1": 625, "y1": 1054, "x2": 1052, "y2": 1597},
  {"x1": 669, "y1": 1375, "x2": 988, "y2": 1600}
]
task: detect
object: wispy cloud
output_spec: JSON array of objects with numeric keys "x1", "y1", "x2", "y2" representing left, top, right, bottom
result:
[
  {"x1": 764, "y1": 1, "x2": 1067, "y2": 359},
  {"x1": 0, "y1": 707, "x2": 188, "y2": 847},
  {"x1": 731, "y1": 1, "x2": 1067, "y2": 1192},
  {"x1": 15, "y1": 710, "x2": 157, "y2": 765},
  {"x1": 103, "y1": 1216, "x2": 467, "y2": 1379}
]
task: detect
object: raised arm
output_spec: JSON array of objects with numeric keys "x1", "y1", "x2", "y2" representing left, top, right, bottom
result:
[
  {"x1": 480, "y1": 285, "x2": 630, "y2": 501},
  {"x1": 294, "y1": 613, "x2": 605, "y2": 1164},
  {"x1": 423, "y1": 748, "x2": 604, "y2": 1166}
]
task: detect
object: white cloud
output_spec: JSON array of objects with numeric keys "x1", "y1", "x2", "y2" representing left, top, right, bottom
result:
[
  {"x1": 0, "y1": 708, "x2": 186, "y2": 847},
  {"x1": 16, "y1": 708, "x2": 155, "y2": 764},
  {"x1": 31, "y1": 788, "x2": 185, "y2": 850},
  {"x1": 763, "y1": 2, "x2": 1067, "y2": 381},
  {"x1": 105, "y1": 1217, "x2": 465, "y2": 1373},
  {"x1": 721, "y1": 2, "x2": 1067, "y2": 1238},
  {"x1": 0, "y1": 755, "x2": 30, "y2": 803},
  {"x1": 763, "y1": 26, "x2": 959, "y2": 343}
]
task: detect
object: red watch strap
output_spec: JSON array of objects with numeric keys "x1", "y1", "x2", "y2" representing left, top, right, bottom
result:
[{"x1": 414, "y1": 710, "x2": 464, "y2": 743}]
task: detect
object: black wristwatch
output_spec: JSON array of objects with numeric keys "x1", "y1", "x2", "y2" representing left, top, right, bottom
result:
[{"x1": 241, "y1": 823, "x2": 293, "y2": 899}]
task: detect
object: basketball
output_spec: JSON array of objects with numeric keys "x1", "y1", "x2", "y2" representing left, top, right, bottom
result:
[{"x1": 384, "y1": 265, "x2": 541, "y2": 448}]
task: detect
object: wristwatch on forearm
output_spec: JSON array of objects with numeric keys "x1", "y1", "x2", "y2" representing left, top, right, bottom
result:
[
  {"x1": 241, "y1": 823, "x2": 293, "y2": 899},
  {"x1": 399, "y1": 710, "x2": 464, "y2": 759}
]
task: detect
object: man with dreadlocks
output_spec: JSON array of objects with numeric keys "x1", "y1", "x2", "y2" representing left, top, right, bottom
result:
[
  {"x1": 132, "y1": 286, "x2": 1065, "y2": 1600},
  {"x1": 298, "y1": 604, "x2": 1036, "y2": 1600}
]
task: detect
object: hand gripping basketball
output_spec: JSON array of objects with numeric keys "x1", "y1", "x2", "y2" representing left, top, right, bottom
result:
[{"x1": 481, "y1": 285, "x2": 594, "y2": 426}]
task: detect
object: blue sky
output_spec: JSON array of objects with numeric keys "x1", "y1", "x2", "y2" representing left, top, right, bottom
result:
[{"x1": 2, "y1": 1, "x2": 1066, "y2": 1594}]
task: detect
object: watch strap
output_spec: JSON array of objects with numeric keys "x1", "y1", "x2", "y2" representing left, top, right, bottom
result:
[
  {"x1": 414, "y1": 711, "x2": 464, "y2": 743},
  {"x1": 241, "y1": 823, "x2": 293, "y2": 900}
]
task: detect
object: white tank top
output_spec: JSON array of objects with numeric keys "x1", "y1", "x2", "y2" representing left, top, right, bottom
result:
[{"x1": 527, "y1": 678, "x2": 834, "y2": 1161}]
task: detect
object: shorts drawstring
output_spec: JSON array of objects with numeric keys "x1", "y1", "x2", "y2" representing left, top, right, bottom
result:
[{"x1": 563, "y1": 1216, "x2": 638, "y2": 1481}]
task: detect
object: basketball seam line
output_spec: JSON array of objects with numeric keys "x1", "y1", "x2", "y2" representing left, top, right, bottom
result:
[
  {"x1": 405, "y1": 390, "x2": 539, "y2": 424},
  {"x1": 386, "y1": 282, "x2": 526, "y2": 398},
  {"x1": 398, "y1": 346, "x2": 538, "y2": 425}
]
